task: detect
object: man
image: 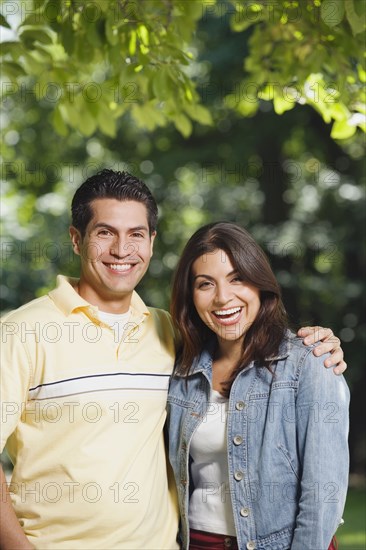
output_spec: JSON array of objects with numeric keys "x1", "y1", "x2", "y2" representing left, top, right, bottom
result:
[{"x1": 0, "y1": 170, "x2": 346, "y2": 549}]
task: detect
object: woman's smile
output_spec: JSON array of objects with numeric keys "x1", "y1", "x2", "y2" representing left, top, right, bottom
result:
[{"x1": 192, "y1": 250, "x2": 260, "y2": 343}]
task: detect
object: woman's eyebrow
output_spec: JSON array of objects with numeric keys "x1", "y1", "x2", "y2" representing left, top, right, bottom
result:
[
  {"x1": 192, "y1": 274, "x2": 214, "y2": 281},
  {"x1": 193, "y1": 270, "x2": 238, "y2": 281}
]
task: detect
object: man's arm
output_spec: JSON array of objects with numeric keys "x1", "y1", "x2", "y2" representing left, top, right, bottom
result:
[
  {"x1": 297, "y1": 326, "x2": 346, "y2": 374},
  {"x1": 1, "y1": 319, "x2": 34, "y2": 549},
  {"x1": 0, "y1": 466, "x2": 33, "y2": 549}
]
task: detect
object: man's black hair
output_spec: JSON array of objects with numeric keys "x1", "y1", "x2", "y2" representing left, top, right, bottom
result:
[{"x1": 71, "y1": 169, "x2": 158, "y2": 236}]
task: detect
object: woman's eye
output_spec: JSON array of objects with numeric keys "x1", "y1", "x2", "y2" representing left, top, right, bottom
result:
[
  {"x1": 231, "y1": 276, "x2": 242, "y2": 283},
  {"x1": 198, "y1": 281, "x2": 212, "y2": 289}
]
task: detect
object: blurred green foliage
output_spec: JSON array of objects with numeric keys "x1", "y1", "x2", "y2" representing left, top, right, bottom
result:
[
  {"x1": 1, "y1": 0, "x2": 365, "y2": 137},
  {"x1": 1, "y1": 1, "x2": 365, "y2": 477}
]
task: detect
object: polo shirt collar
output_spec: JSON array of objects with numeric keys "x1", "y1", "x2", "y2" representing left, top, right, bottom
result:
[{"x1": 48, "y1": 275, "x2": 150, "y2": 320}]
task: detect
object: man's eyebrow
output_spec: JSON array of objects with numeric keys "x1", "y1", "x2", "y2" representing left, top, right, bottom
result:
[
  {"x1": 92, "y1": 222, "x2": 117, "y2": 231},
  {"x1": 92, "y1": 223, "x2": 149, "y2": 232},
  {"x1": 129, "y1": 225, "x2": 149, "y2": 232}
]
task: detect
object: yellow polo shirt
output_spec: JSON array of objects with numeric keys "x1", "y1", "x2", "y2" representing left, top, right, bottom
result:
[{"x1": 1, "y1": 276, "x2": 179, "y2": 549}]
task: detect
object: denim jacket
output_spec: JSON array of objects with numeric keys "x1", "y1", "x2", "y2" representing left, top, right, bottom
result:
[{"x1": 167, "y1": 332, "x2": 350, "y2": 550}]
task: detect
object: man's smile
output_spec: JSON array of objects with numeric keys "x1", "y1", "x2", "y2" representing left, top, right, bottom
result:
[{"x1": 104, "y1": 262, "x2": 138, "y2": 274}]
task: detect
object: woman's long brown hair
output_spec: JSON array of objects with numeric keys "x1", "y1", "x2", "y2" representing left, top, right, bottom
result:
[{"x1": 170, "y1": 222, "x2": 288, "y2": 395}]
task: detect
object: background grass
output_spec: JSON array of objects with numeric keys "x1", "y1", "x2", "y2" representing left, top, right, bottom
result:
[{"x1": 338, "y1": 488, "x2": 366, "y2": 549}]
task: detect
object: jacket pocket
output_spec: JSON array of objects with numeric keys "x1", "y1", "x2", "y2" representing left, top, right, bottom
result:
[{"x1": 277, "y1": 443, "x2": 300, "y2": 480}]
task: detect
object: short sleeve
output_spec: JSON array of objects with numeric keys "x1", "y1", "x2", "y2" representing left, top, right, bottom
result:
[{"x1": 0, "y1": 319, "x2": 32, "y2": 452}]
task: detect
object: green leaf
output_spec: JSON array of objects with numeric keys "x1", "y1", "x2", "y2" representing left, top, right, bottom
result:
[
  {"x1": 0, "y1": 61, "x2": 26, "y2": 82},
  {"x1": 75, "y1": 35, "x2": 94, "y2": 63},
  {"x1": 78, "y1": 107, "x2": 97, "y2": 136},
  {"x1": 184, "y1": 103, "x2": 213, "y2": 125},
  {"x1": 105, "y1": 15, "x2": 119, "y2": 46},
  {"x1": 41, "y1": 0, "x2": 61, "y2": 30},
  {"x1": 231, "y1": 3, "x2": 263, "y2": 32},
  {"x1": 152, "y1": 68, "x2": 173, "y2": 100},
  {"x1": 51, "y1": 106, "x2": 68, "y2": 136},
  {"x1": 129, "y1": 30, "x2": 137, "y2": 55},
  {"x1": 329, "y1": 102, "x2": 351, "y2": 121},
  {"x1": 273, "y1": 95, "x2": 296, "y2": 115},
  {"x1": 0, "y1": 14, "x2": 11, "y2": 29},
  {"x1": 258, "y1": 85, "x2": 276, "y2": 101},
  {"x1": 173, "y1": 114, "x2": 192, "y2": 137},
  {"x1": 97, "y1": 101, "x2": 116, "y2": 137},
  {"x1": 357, "y1": 64, "x2": 366, "y2": 83},
  {"x1": 22, "y1": 52, "x2": 47, "y2": 74},
  {"x1": 235, "y1": 97, "x2": 259, "y2": 117},
  {"x1": 61, "y1": 21, "x2": 75, "y2": 55},
  {"x1": 345, "y1": 0, "x2": 366, "y2": 34},
  {"x1": 354, "y1": 102, "x2": 366, "y2": 115},
  {"x1": 37, "y1": 42, "x2": 68, "y2": 62},
  {"x1": 321, "y1": 0, "x2": 345, "y2": 27},
  {"x1": 331, "y1": 119, "x2": 357, "y2": 139},
  {"x1": 0, "y1": 41, "x2": 23, "y2": 57},
  {"x1": 131, "y1": 103, "x2": 166, "y2": 131},
  {"x1": 91, "y1": 0, "x2": 110, "y2": 12},
  {"x1": 19, "y1": 26, "x2": 55, "y2": 46},
  {"x1": 137, "y1": 25, "x2": 149, "y2": 46},
  {"x1": 58, "y1": 102, "x2": 81, "y2": 129}
]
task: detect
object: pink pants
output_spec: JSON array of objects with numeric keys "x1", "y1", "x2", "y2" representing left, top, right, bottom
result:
[{"x1": 189, "y1": 529, "x2": 239, "y2": 550}]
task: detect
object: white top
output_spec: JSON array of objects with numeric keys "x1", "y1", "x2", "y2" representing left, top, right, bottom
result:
[
  {"x1": 98, "y1": 309, "x2": 131, "y2": 343},
  {"x1": 188, "y1": 389, "x2": 236, "y2": 536}
]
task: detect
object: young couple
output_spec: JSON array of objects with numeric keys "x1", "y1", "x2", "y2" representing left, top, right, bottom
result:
[{"x1": 1, "y1": 170, "x2": 349, "y2": 550}]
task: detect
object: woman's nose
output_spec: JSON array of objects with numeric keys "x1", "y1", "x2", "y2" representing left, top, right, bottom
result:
[{"x1": 214, "y1": 283, "x2": 232, "y2": 306}]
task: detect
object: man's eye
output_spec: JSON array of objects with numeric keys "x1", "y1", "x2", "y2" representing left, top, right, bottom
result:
[
  {"x1": 131, "y1": 232, "x2": 144, "y2": 238},
  {"x1": 97, "y1": 230, "x2": 112, "y2": 236}
]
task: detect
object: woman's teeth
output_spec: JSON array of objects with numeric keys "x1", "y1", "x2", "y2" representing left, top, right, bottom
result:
[{"x1": 214, "y1": 307, "x2": 241, "y2": 317}]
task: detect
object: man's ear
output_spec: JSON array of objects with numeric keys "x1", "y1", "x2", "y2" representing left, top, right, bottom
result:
[
  {"x1": 150, "y1": 231, "x2": 157, "y2": 257},
  {"x1": 69, "y1": 226, "x2": 82, "y2": 256}
]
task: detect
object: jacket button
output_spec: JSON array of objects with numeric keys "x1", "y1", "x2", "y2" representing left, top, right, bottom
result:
[
  {"x1": 240, "y1": 507, "x2": 249, "y2": 517},
  {"x1": 235, "y1": 401, "x2": 245, "y2": 410},
  {"x1": 246, "y1": 542, "x2": 256, "y2": 550},
  {"x1": 234, "y1": 470, "x2": 244, "y2": 481},
  {"x1": 233, "y1": 435, "x2": 243, "y2": 445}
]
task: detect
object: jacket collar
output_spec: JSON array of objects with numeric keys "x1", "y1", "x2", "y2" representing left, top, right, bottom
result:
[{"x1": 175, "y1": 330, "x2": 293, "y2": 377}]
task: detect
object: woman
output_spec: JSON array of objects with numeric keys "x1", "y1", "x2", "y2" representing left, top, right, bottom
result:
[{"x1": 167, "y1": 222, "x2": 349, "y2": 550}]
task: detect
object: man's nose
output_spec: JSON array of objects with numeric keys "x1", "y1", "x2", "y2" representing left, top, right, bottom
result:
[{"x1": 110, "y1": 238, "x2": 137, "y2": 259}]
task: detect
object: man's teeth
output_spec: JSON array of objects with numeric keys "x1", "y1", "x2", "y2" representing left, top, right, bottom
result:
[
  {"x1": 214, "y1": 307, "x2": 241, "y2": 316},
  {"x1": 109, "y1": 264, "x2": 133, "y2": 271}
]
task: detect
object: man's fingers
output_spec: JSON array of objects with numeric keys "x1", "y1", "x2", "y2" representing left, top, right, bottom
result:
[
  {"x1": 299, "y1": 326, "x2": 336, "y2": 345},
  {"x1": 313, "y1": 337, "x2": 341, "y2": 356},
  {"x1": 297, "y1": 326, "x2": 316, "y2": 337},
  {"x1": 298, "y1": 326, "x2": 346, "y2": 374},
  {"x1": 321, "y1": 346, "x2": 344, "y2": 364},
  {"x1": 333, "y1": 360, "x2": 347, "y2": 375}
]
